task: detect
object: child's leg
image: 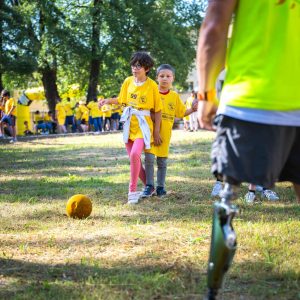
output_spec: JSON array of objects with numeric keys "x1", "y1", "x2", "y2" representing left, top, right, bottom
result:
[
  {"x1": 145, "y1": 153, "x2": 155, "y2": 187},
  {"x1": 125, "y1": 138, "x2": 145, "y2": 192},
  {"x1": 157, "y1": 157, "x2": 167, "y2": 188}
]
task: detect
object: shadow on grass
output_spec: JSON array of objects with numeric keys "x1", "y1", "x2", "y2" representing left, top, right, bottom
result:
[{"x1": 0, "y1": 257, "x2": 298, "y2": 300}]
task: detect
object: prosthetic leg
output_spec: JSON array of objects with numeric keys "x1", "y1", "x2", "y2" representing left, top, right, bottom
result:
[{"x1": 207, "y1": 182, "x2": 239, "y2": 300}]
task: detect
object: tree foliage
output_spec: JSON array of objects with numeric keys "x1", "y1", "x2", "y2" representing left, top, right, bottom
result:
[{"x1": 1, "y1": 0, "x2": 206, "y2": 105}]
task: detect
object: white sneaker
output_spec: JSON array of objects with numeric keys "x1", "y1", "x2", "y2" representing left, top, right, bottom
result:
[
  {"x1": 127, "y1": 191, "x2": 141, "y2": 204},
  {"x1": 211, "y1": 181, "x2": 223, "y2": 197},
  {"x1": 262, "y1": 189, "x2": 279, "y2": 201},
  {"x1": 245, "y1": 191, "x2": 256, "y2": 204},
  {"x1": 9, "y1": 138, "x2": 17, "y2": 143}
]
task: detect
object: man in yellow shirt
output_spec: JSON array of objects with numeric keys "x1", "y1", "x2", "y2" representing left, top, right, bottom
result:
[
  {"x1": 197, "y1": 1, "x2": 300, "y2": 298},
  {"x1": 0, "y1": 90, "x2": 17, "y2": 142}
]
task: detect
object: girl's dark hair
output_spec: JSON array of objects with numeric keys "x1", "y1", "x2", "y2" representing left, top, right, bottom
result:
[
  {"x1": 130, "y1": 51, "x2": 154, "y2": 75},
  {"x1": 156, "y1": 64, "x2": 175, "y2": 76},
  {"x1": 1, "y1": 89, "x2": 10, "y2": 97}
]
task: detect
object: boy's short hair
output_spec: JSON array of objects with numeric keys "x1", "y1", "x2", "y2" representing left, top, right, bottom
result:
[
  {"x1": 130, "y1": 51, "x2": 154, "y2": 75},
  {"x1": 156, "y1": 64, "x2": 175, "y2": 76}
]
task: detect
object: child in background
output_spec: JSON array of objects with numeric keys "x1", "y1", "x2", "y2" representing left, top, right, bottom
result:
[
  {"x1": 87, "y1": 98, "x2": 103, "y2": 133},
  {"x1": 64, "y1": 97, "x2": 76, "y2": 133},
  {"x1": 0, "y1": 90, "x2": 17, "y2": 142},
  {"x1": 79, "y1": 101, "x2": 89, "y2": 132},
  {"x1": 102, "y1": 102, "x2": 112, "y2": 131},
  {"x1": 111, "y1": 96, "x2": 121, "y2": 131},
  {"x1": 74, "y1": 103, "x2": 83, "y2": 132},
  {"x1": 23, "y1": 121, "x2": 33, "y2": 135},
  {"x1": 55, "y1": 98, "x2": 67, "y2": 133},
  {"x1": 186, "y1": 91, "x2": 198, "y2": 131},
  {"x1": 141, "y1": 64, "x2": 198, "y2": 197},
  {"x1": 99, "y1": 51, "x2": 162, "y2": 204}
]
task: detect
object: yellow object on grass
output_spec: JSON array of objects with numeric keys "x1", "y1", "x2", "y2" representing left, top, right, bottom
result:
[{"x1": 66, "y1": 194, "x2": 92, "y2": 219}]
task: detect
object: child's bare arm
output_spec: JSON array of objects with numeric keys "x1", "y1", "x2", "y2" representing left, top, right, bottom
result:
[
  {"x1": 153, "y1": 110, "x2": 162, "y2": 146},
  {"x1": 98, "y1": 98, "x2": 118, "y2": 108}
]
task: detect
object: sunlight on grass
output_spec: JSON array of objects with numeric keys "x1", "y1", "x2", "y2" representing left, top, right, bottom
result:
[{"x1": 0, "y1": 131, "x2": 299, "y2": 299}]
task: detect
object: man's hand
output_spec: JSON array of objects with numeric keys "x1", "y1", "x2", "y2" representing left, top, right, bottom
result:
[{"x1": 197, "y1": 101, "x2": 218, "y2": 131}]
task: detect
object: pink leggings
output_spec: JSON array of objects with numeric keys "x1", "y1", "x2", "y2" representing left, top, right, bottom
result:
[{"x1": 125, "y1": 139, "x2": 146, "y2": 192}]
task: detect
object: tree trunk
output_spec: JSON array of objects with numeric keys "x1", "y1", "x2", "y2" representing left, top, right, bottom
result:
[
  {"x1": 0, "y1": 72, "x2": 3, "y2": 92},
  {"x1": 41, "y1": 65, "x2": 60, "y2": 114},
  {"x1": 87, "y1": 0, "x2": 102, "y2": 103}
]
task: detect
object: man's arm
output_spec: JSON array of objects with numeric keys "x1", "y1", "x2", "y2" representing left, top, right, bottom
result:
[{"x1": 197, "y1": 0, "x2": 237, "y2": 130}]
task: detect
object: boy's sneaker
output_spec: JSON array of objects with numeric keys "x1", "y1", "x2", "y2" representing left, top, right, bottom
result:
[
  {"x1": 262, "y1": 189, "x2": 279, "y2": 201},
  {"x1": 244, "y1": 191, "x2": 256, "y2": 204},
  {"x1": 141, "y1": 185, "x2": 155, "y2": 198},
  {"x1": 211, "y1": 181, "x2": 223, "y2": 197},
  {"x1": 127, "y1": 191, "x2": 141, "y2": 204},
  {"x1": 156, "y1": 186, "x2": 167, "y2": 198}
]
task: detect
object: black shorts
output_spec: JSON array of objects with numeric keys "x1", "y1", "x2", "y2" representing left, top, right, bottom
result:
[{"x1": 211, "y1": 115, "x2": 300, "y2": 188}]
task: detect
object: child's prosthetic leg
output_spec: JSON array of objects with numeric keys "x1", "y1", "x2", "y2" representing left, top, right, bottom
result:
[{"x1": 207, "y1": 182, "x2": 239, "y2": 300}]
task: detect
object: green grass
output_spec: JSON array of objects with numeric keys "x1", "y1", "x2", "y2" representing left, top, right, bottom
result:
[{"x1": 0, "y1": 131, "x2": 299, "y2": 300}]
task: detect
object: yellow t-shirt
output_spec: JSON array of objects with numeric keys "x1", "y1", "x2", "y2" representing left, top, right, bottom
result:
[
  {"x1": 74, "y1": 107, "x2": 82, "y2": 120},
  {"x1": 147, "y1": 90, "x2": 186, "y2": 157},
  {"x1": 221, "y1": 1, "x2": 300, "y2": 110},
  {"x1": 118, "y1": 76, "x2": 162, "y2": 141},
  {"x1": 79, "y1": 104, "x2": 89, "y2": 121},
  {"x1": 87, "y1": 101, "x2": 103, "y2": 118},
  {"x1": 5, "y1": 98, "x2": 16, "y2": 116},
  {"x1": 55, "y1": 102, "x2": 66, "y2": 125},
  {"x1": 64, "y1": 102, "x2": 73, "y2": 116},
  {"x1": 102, "y1": 104, "x2": 112, "y2": 118},
  {"x1": 34, "y1": 114, "x2": 43, "y2": 123},
  {"x1": 44, "y1": 115, "x2": 51, "y2": 122}
]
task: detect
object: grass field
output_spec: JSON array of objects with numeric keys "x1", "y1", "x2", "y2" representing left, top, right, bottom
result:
[{"x1": 0, "y1": 131, "x2": 299, "y2": 300}]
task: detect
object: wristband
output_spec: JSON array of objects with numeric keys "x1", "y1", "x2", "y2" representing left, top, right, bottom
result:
[{"x1": 198, "y1": 90, "x2": 216, "y2": 102}]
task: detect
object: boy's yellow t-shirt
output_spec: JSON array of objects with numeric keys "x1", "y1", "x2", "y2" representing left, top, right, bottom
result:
[
  {"x1": 87, "y1": 101, "x2": 103, "y2": 118},
  {"x1": 5, "y1": 98, "x2": 17, "y2": 116},
  {"x1": 147, "y1": 90, "x2": 186, "y2": 157},
  {"x1": 118, "y1": 76, "x2": 162, "y2": 141},
  {"x1": 102, "y1": 104, "x2": 112, "y2": 118},
  {"x1": 79, "y1": 104, "x2": 89, "y2": 121},
  {"x1": 64, "y1": 103, "x2": 73, "y2": 116}
]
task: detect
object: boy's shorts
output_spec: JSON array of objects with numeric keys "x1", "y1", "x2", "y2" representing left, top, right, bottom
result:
[
  {"x1": 211, "y1": 115, "x2": 300, "y2": 188},
  {"x1": 1, "y1": 114, "x2": 16, "y2": 126}
]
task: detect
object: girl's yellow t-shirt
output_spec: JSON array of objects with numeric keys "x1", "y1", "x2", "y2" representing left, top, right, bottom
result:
[
  {"x1": 118, "y1": 76, "x2": 162, "y2": 142},
  {"x1": 147, "y1": 90, "x2": 186, "y2": 157}
]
